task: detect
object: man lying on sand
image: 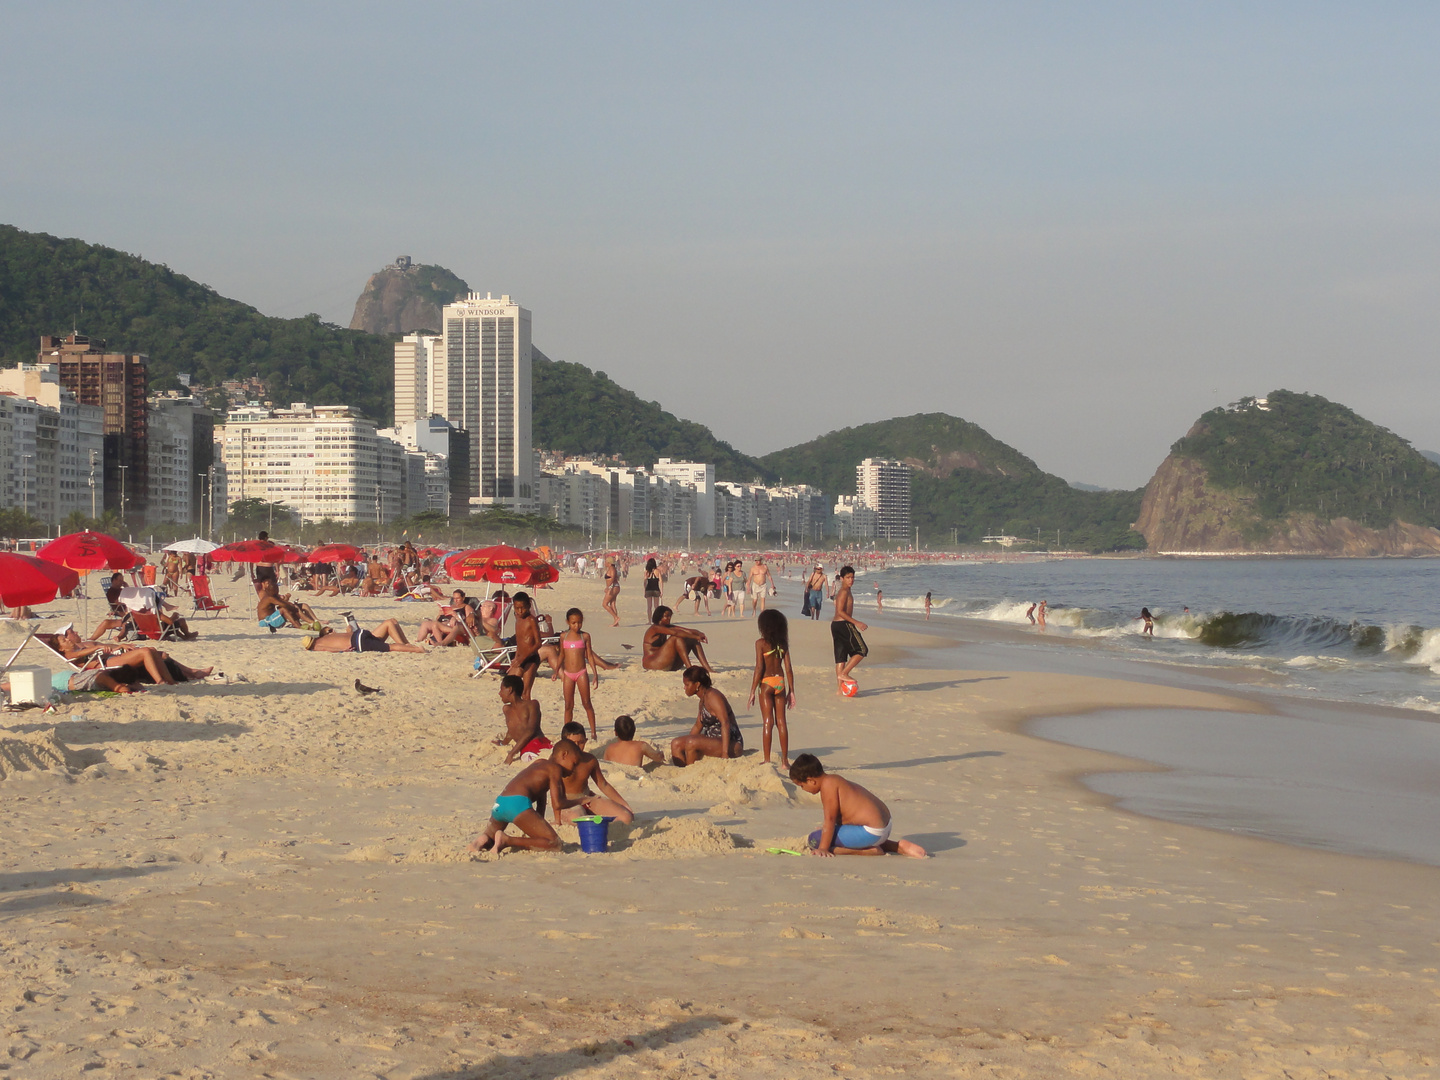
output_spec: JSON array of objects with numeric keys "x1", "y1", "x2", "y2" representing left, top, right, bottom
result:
[
  {"x1": 789, "y1": 753, "x2": 927, "y2": 858},
  {"x1": 468, "y1": 741, "x2": 586, "y2": 855},
  {"x1": 601, "y1": 714, "x2": 665, "y2": 768},
  {"x1": 557, "y1": 721, "x2": 634, "y2": 824},
  {"x1": 301, "y1": 614, "x2": 425, "y2": 653},
  {"x1": 492, "y1": 674, "x2": 552, "y2": 764}
]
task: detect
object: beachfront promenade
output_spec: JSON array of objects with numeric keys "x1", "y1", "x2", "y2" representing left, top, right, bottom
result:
[{"x1": 3, "y1": 571, "x2": 1438, "y2": 1077}]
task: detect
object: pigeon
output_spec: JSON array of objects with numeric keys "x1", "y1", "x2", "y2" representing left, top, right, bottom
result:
[
  {"x1": 354, "y1": 679, "x2": 382, "y2": 696},
  {"x1": 620, "y1": 643, "x2": 635, "y2": 650}
]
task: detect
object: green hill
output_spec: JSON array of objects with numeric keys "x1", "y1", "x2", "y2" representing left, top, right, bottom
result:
[
  {"x1": 1166, "y1": 391, "x2": 1440, "y2": 530},
  {"x1": 0, "y1": 224, "x2": 396, "y2": 419},
  {"x1": 760, "y1": 413, "x2": 1146, "y2": 552},
  {"x1": 531, "y1": 350, "x2": 771, "y2": 482}
]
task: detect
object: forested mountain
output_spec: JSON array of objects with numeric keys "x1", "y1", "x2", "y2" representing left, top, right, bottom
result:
[
  {"x1": 0, "y1": 225, "x2": 396, "y2": 419},
  {"x1": 761, "y1": 414, "x2": 1147, "y2": 552},
  {"x1": 1136, "y1": 391, "x2": 1440, "y2": 554},
  {"x1": 532, "y1": 350, "x2": 771, "y2": 482}
]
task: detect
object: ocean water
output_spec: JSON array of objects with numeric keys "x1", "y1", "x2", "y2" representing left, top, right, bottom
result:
[{"x1": 855, "y1": 556, "x2": 1440, "y2": 713}]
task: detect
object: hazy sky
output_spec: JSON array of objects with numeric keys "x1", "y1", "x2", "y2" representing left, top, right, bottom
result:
[{"x1": 5, "y1": 3, "x2": 1439, "y2": 488}]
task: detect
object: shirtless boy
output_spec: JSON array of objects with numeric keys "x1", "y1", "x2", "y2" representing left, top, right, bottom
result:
[
  {"x1": 788, "y1": 753, "x2": 927, "y2": 858},
  {"x1": 468, "y1": 741, "x2": 585, "y2": 854},
  {"x1": 601, "y1": 714, "x2": 665, "y2": 768},
  {"x1": 556, "y1": 721, "x2": 634, "y2": 823},
  {"x1": 830, "y1": 566, "x2": 869, "y2": 693},
  {"x1": 492, "y1": 674, "x2": 552, "y2": 764}
]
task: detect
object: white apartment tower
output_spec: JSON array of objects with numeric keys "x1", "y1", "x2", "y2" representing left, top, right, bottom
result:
[
  {"x1": 436, "y1": 293, "x2": 533, "y2": 510},
  {"x1": 392, "y1": 332, "x2": 440, "y2": 428},
  {"x1": 856, "y1": 458, "x2": 912, "y2": 542}
]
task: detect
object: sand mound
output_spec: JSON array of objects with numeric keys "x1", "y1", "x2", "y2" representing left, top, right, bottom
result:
[
  {"x1": 616, "y1": 755, "x2": 796, "y2": 809},
  {"x1": 0, "y1": 730, "x2": 101, "y2": 779},
  {"x1": 615, "y1": 815, "x2": 748, "y2": 858}
]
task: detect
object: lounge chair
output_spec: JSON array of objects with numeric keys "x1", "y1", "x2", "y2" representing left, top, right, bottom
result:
[
  {"x1": 190, "y1": 574, "x2": 228, "y2": 618},
  {"x1": 131, "y1": 609, "x2": 183, "y2": 643}
]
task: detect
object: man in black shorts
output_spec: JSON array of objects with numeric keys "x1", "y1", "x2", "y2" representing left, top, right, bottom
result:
[
  {"x1": 303, "y1": 615, "x2": 425, "y2": 653},
  {"x1": 830, "y1": 566, "x2": 869, "y2": 693}
]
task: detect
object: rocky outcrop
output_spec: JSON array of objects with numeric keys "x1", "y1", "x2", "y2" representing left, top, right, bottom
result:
[
  {"x1": 349, "y1": 261, "x2": 469, "y2": 336},
  {"x1": 1136, "y1": 455, "x2": 1440, "y2": 555}
]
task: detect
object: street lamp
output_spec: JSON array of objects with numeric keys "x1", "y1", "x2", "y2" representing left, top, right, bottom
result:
[
  {"x1": 20, "y1": 454, "x2": 32, "y2": 520},
  {"x1": 118, "y1": 464, "x2": 129, "y2": 524},
  {"x1": 89, "y1": 450, "x2": 98, "y2": 519}
]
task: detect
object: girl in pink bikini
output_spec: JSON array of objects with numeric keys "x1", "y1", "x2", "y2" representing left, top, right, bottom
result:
[{"x1": 554, "y1": 607, "x2": 618, "y2": 739}]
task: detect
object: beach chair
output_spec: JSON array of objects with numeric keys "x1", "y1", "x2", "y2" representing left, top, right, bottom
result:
[
  {"x1": 130, "y1": 609, "x2": 182, "y2": 642},
  {"x1": 190, "y1": 574, "x2": 229, "y2": 618}
]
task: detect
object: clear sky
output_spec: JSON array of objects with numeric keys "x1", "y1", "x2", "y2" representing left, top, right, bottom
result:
[{"x1": 4, "y1": 3, "x2": 1439, "y2": 488}]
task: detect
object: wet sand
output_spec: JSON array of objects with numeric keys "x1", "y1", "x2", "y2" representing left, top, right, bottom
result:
[{"x1": 3, "y1": 571, "x2": 1439, "y2": 1077}]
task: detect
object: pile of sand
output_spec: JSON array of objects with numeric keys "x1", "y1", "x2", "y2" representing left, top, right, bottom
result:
[
  {"x1": 614, "y1": 815, "x2": 749, "y2": 858},
  {"x1": 0, "y1": 730, "x2": 102, "y2": 780}
]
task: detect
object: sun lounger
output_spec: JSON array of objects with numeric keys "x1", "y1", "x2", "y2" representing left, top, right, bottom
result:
[
  {"x1": 190, "y1": 575, "x2": 228, "y2": 617},
  {"x1": 471, "y1": 634, "x2": 561, "y2": 678}
]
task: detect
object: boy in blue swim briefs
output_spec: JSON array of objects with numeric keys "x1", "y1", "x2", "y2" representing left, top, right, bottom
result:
[
  {"x1": 789, "y1": 753, "x2": 928, "y2": 859},
  {"x1": 469, "y1": 741, "x2": 586, "y2": 855}
]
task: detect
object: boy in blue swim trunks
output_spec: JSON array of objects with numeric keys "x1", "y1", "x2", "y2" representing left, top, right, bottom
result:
[
  {"x1": 468, "y1": 741, "x2": 586, "y2": 855},
  {"x1": 789, "y1": 753, "x2": 928, "y2": 858}
]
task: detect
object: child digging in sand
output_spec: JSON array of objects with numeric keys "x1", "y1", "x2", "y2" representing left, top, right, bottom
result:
[
  {"x1": 601, "y1": 714, "x2": 665, "y2": 767},
  {"x1": 747, "y1": 608, "x2": 796, "y2": 768},
  {"x1": 492, "y1": 674, "x2": 552, "y2": 765},
  {"x1": 553, "y1": 607, "x2": 618, "y2": 739},
  {"x1": 788, "y1": 753, "x2": 928, "y2": 858},
  {"x1": 556, "y1": 721, "x2": 634, "y2": 823},
  {"x1": 469, "y1": 741, "x2": 586, "y2": 855}
]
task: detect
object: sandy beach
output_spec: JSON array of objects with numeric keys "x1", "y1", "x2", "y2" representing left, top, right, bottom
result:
[{"x1": 4, "y1": 570, "x2": 1439, "y2": 1078}]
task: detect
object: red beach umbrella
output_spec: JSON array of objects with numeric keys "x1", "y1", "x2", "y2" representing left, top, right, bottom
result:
[
  {"x1": 0, "y1": 552, "x2": 81, "y2": 608},
  {"x1": 37, "y1": 531, "x2": 138, "y2": 573},
  {"x1": 306, "y1": 543, "x2": 364, "y2": 564},
  {"x1": 444, "y1": 544, "x2": 559, "y2": 587},
  {"x1": 210, "y1": 539, "x2": 307, "y2": 564}
]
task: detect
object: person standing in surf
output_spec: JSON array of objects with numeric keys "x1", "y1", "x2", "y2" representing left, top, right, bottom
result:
[
  {"x1": 831, "y1": 566, "x2": 869, "y2": 694},
  {"x1": 1138, "y1": 607, "x2": 1154, "y2": 636}
]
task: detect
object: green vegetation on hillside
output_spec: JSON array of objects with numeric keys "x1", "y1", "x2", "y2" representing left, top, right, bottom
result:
[
  {"x1": 532, "y1": 350, "x2": 772, "y2": 482},
  {"x1": 760, "y1": 413, "x2": 1145, "y2": 552},
  {"x1": 0, "y1": 225, "x2": 396, "y2": 421},
  {"x1": 1171, "y1": 390, "x2": 1440, "y2": 530}
]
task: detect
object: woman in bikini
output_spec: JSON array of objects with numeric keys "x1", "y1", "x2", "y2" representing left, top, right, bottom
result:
[
  {"x1": 601, "y1": 558, "x2": 621, "y2": 626},
  {"x1": 553, "y1": 607, "x2": 617, "y2": 739},
  {"x1": 642, "y1": 557, "x2": 662, "y2": 620},
  {"x1": 670, "y1": 666, "x2": 743, "y2": 766},
  {"x1": 747, "y1": 609, "x2": 795, "y2": 768}
]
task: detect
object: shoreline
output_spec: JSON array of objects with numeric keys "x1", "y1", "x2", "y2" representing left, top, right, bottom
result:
[{"x1": 4, "y1": 573, "x2": 1439, "y2": 1077}]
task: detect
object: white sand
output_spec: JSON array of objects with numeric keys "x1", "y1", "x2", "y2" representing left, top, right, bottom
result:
[{"x1": 3, "y1": 572, "x2": 1439, "y2": 1077}]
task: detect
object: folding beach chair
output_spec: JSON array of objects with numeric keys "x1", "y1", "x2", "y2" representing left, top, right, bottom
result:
[
  {"x1": 130, "y1": 609, "x2": 182, "y2": 643},
  {"x1": 190, "y1": 574, "x2": 229, "y2": 618}
]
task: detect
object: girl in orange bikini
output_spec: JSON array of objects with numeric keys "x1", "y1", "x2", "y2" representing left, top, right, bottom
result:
[
  {"x1": 747, "y1": 609, "x2": 796, "y2": 767},
  {"x1": 553, "y1": 607, "x2": 618, "y2": 739}
]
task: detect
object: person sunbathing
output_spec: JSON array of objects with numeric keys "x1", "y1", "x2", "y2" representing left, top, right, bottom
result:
[
  {"x1": 1, "y1": 667, "x2": 141, "y2": 696},
  {"x1": 600, "y1": 714, "x2": 665, "y2": 768},
  {"x1": 46, "y1": 627, "x2": 212, "y2": 685},
  {"x1": 419, "y1": 590, "x2": 476, "y2": 646},
  {"x1": 301, "y1": 614, "x2": 425, "y2": 653},
  {"x1": 642, "y1": 606, "x2": 711, "y2": 672},
  {"x1": 256, "y1": 579, "x2": 318, "y2": 629}
]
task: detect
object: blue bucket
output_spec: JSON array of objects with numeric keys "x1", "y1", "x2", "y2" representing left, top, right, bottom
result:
[{"x1": 576, "y1": 816, "x2": 616, "y2": 853}]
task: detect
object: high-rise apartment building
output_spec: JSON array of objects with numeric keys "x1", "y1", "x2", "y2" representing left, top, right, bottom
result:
[
  {"x1": 39, "y1": 333, "x2": 149, "y2": 520},
  {"x1": 856, "y1": 458, "x2": 912, "y2": 542},
  {"x1": 217, "y1": 403, "x2": 422, "y2": 524},
  {"x1": 147, "y1": 395, "x2": 216, "y2": 525},
  {"x1": 0, "y1": 364, "x2": 105, "y2": 526},
  {"x1": 435, "y1": 293, "x2": 533, "y2": 510},
  {"x1": 392, "y1": 332, "x2": 440, "y2": 428},
  {"x1": 652, "y1": 459, "x2": 715, "y2": 536}
]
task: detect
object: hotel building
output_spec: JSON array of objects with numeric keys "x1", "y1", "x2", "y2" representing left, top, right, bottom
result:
[{"x1": 435, "y1": 293, "x2": 534, "y2": 510}]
